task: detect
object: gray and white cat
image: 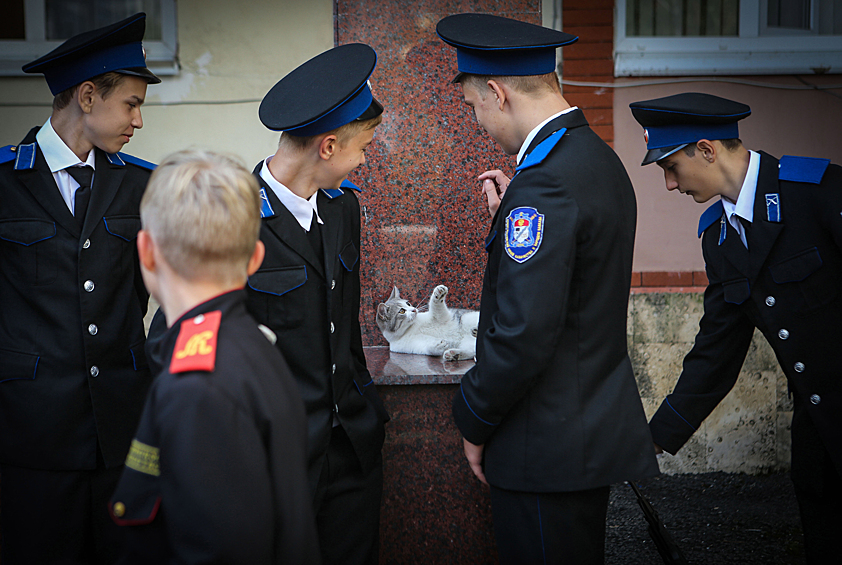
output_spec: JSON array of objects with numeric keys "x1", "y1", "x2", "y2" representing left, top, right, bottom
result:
[{"x1": 376, "y1": 285, "x2": 479, "y2": 361}]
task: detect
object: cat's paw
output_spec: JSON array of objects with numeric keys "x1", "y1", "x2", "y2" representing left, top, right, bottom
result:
[
  {"x1": 432, "y1": 285, "x2": 448, "y2": 302},
  {"x1": 443, "y1": 349, "x2": 468, "y2": 361},
  {"x1": 471, "y1": 327, "x2": 478, "y2": 338}
]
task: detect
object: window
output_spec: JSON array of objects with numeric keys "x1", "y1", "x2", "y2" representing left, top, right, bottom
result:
[
  {"x1": 0, "y1": 0, "x2": 177, "y2": 76},
  {"x1": 616, "y1": 0, "x2": 842, "y2": 76}
]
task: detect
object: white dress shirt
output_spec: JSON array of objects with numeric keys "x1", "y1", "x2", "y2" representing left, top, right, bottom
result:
[
  {"x1": 516, "y1": 106, "x2": 578, "y2": 165},
  {"x1": 721, "y1": 150, "x2": 760, "y2": 249},
  {"x1": 36, "y1": 118, "x2": 95, "y2": 214},
  {"x1": 259, "y1": 156, "x2": 324, "y2": 231}
]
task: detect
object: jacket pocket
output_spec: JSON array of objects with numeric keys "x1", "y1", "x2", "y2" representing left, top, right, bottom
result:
[
  {"x1": 247, "y1": 265, "x2": 308, "y2": 329},
  {"x1": 0, "y1": 219, "x2": 57, "y2": 286},
  {"x1": 103, "y1": 216, "x2": 142, "y2": 241},
  {"x1": 339, "y1": 241, "x2": 359, "y2": 271},
  {"x1": 722, "y1": 278, "x2": 750, "y2": 305},
  {"x1": 769, "y1": 248, "x2": 837, "y2": 311},
  {"x1": 129, "y1": 339, "x2": 149, "y2": 372},
  {"x1": 0, "y1": 347, "x2": 40, "y2": 384}
]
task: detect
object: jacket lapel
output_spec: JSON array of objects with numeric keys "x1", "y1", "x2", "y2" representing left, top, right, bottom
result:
[
  {"x1": 256, "y1": 172, "x2": 326, "y2": 279},
  {"x1": 745, "y1": 153, "x2": 784, "y2": 281},
  {"x1": 15, "y1": 131, "x2": 79, "y2": 237},
  {"x1": 82, "y1": 149, "x2": 125, "y2": 239}
]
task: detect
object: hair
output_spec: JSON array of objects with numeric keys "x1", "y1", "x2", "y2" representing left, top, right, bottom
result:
[
  {"x1": 52, "y1": 71, "x2": 128, "y2": 111},
  {"x1": 140, "y1": 149, "x2": 262, "y2": 286},
  {"x1": 456, "y1": 72, "x2": 561, "y2": 99},
  {"x1": 682, "y1": 138, "x2": 743, "y2": 157},
  {"x1": 278, "y1": 113, "x2": 383, "y2": 152}
]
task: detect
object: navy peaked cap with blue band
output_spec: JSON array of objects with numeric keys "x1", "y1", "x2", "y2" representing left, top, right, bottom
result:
[
  {"x1": 630, "y1": 93, "x2": 751, "y2": 165},
  {"x1": 259, "y1": 43, "x2": 383, "y2": 136},
  {"x1": 22, "y1": 12, "x2": 160, "y2": 96},
  {"x1": 436, "y1": 14, "x2": 577, "y2": 81}
]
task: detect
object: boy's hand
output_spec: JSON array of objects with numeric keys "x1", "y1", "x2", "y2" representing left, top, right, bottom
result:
[{"x1": 479, "y1": 170, "x2": 510, "y2": 218}]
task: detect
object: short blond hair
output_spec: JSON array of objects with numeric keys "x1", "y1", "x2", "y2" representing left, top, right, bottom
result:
[
  {"x1": 457, "y1": 72, "x2": 561, "y2": 99},
  {"x1": 141, "y1": 149, "x2": 262, "y2": 285},
  {"x1": 278, "y1": 114, "x2": 383, "y2": 152}
]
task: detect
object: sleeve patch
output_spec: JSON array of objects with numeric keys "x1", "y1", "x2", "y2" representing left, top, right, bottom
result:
[
  {"x1": 170, "y1": 310, "x2": 221, "y2": 374},
  {"x1": 504, "y1": 206, "x2": 544, "y2": 263},
  {"x1": 125, "y1": 439, "x2": 161, "y2": 477}
]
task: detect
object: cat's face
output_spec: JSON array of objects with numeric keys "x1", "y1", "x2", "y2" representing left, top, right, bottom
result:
[{"x1": 376, "y1": 287, "x2": 418, "y2": 338}]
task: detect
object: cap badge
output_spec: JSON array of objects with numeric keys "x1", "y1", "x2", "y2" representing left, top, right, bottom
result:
[{"x1": 643, "y1": 129, "x2": 649, "y2": 144}]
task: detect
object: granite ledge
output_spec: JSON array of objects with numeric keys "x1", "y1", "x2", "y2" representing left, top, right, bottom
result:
[{"x1": 364, "y1": 346, "x2": 474, "y2": 385}]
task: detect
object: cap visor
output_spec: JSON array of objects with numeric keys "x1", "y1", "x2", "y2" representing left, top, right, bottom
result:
[
  {"x1": 641, "y1": 144, "x2": 687, "y2": 166},
  {"x1": 117, "y1": 67, "x2": 161, "y2": 84},
  {"x1": 451, "y1": 71, "x2": 465, "y2": 84},
  {"x1": 356, "y1": 96, "x2": 383, "y2": 121}
]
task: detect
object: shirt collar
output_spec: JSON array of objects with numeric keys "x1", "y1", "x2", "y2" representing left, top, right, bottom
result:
[
  {"x1": 259, "y1": 156, "x2": 324, "y2": 231},
  {"x1": 517, "y1": 106, "x2": 578, "y2": 165},
  {"x1": 721, "y1": 150, "x2": 760, "y2": 224},
  {"x1": 35, "y1": 118, "x2": 95, "y2": 173}
]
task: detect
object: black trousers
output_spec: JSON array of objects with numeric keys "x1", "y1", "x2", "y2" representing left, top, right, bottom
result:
[
  {"x1": 0, "y1": 451, "x2": 124, "y2": 565},
  {"x1": 490, "y1": 484, "x2": 611, "y2": 565},
  {"x1": 790, "y1": 395, "x2": 842, "y2": 564},
  {"x1": 314, "y1": 425, "x2": 383, "y2": 565}
]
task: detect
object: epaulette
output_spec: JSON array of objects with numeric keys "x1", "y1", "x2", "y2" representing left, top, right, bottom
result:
[
  {"x1": 341, "y1": 178, "x2": 361, "y2": 192},
  {"x1": 698, "y1": 200, "x2": 723, "y2": 238},
  {"x1": 115, "y1": 152, "x2": 157, "y2": 170},
  {"x1": 169, "y1": 311, "x2": 221, "y2": 374},
  {"x1": 321, "y1": 188, "x2": 344, "y2": 199},
  {"x1": 778, "y1": 155, "x2": 830, "y2": 184},
  {"x1": 515, "y1": 128, "x2": 567, "y2": 173},
  {"x1": 13, "y1": 142, "x2": 37, "y2": 170},
  {"x1": 0, "y1": 145, "x2": 16, "y2": 165}
]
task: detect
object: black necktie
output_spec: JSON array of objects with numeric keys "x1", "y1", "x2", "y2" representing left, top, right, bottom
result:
[
  {"x1": 738, "y1": 216, "x2": 752, "y2": 247},
  {"x1": 66, "y1": 166, "x2": 93, "y2": 228}
]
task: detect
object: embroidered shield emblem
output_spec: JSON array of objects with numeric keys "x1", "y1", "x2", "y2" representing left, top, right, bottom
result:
[{"x1": 505, "y1": 207, "x2": 544, "y2": 263}]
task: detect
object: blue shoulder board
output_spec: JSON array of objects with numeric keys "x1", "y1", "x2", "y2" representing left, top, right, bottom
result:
[
  {"x1": 116, "y1": 152, "x2": 157, "y2": 170},
  {"x1": 0, "y1": 145, "x2": 15, "y2": 165},
  {"x1": 321, "y1": 188, "x2": 344, "y2": 199},
  {"x1": 341, "y1": 178, "x2": 362, "y2": 192},
  {"x1": 698, "y1": 200, "x2": 723, "y2": 238},
  {"x1": 778, "y1": 155, "x2": 829, "y2": 184},
  {"x1": 515, "y1": 128, "x2": 567, "y2": 173}
]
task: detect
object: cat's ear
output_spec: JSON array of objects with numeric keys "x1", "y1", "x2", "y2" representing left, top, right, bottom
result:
[
  {"x1": 390, "y1": 286, "x2": 400, "y2": 300},
  {"x1": 377, "y1": 303, "x2": 388, "y2": 320}
]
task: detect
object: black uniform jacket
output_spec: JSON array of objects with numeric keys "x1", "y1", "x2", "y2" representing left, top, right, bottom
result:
[
  {"x1": 110, "y1": 290, "x2": 319, "y2": 565},
  {"x1": 650, "y1": 152, "x2": 842, "y2": 475},
  {"x1": 246, "y1": 165, "x2": 389, "y2": 493},
  {"x1": 453, "y1": 110, "x2": 660, "y2": 493},
  {"x1": 0, "y1": 127, "x2": 151, "y2": 471}
]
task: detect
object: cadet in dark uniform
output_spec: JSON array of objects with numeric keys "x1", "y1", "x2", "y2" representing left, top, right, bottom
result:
[
  {"x1": 108, "y1": 150, "x2": 319, "y2": 564},
  {"x1": 630, "y1": 92, "x2": 842, "y2": 564},
  {"x1": 246, "y1": 44, "x2": 389, "y2": 565},
  {"x1": 0, "y1": 14, "x2": 160, "y2": 564},
  {"x1": 437, "y1": 14, "x2": 660, "y2": 564}
]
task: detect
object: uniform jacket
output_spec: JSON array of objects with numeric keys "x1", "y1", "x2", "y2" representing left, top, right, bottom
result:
[
  {"x1": 453, "y1": 110, "x2": 660, "y2": 492},
  {"x1": 0, "y1": 127, "x2": 151, "y2": 471},
  {"x1": 110, "y1": 290, "x2": 320, "y2": 565},
  {"x1": 245, "y1": 164, "x2": 388, "y2": 493},
  {"x1": 650, "y1": 152, "x2": 842, "y2": 475}
]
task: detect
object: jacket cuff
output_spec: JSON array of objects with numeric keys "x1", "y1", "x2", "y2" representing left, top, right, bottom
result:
[
  {"x1": 452, "y1": 379, "x2": 498, "y2": 445},
  {"x1": 649, "y1": 398, "x2": 698, "y2": 455}
]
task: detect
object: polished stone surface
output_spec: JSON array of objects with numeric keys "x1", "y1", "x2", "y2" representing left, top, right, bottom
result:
[
  {"x1": 365, "y1": 346, "x2": 473, "y2": 385},
  {"x1": 336, "y1": 0, "x2": 541, "y2": 347}
]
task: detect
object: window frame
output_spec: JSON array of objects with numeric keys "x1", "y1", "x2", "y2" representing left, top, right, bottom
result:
[
  {"x1": 0, "y1": 0, "x2": 178, "y2": 77},
  {"x1": 615, "y1": 0, "x2": 842, "y2": 76}
]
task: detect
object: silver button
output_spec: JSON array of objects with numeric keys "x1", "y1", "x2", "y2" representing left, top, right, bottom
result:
[
  {"x1": 90, "y1": 366, "x2": 99, "y2": 377},
  {"x1": 810, "y1": 394, "x2": 821, "y2": 405},
  {"x1": 84, "y1": 280, "x2": 95, "y2": 292},
  {"x1": 778, "y1": 329, "x2": 789, "y2": 340},
  {"x1": 330, "y1": 322, "x2": 335, "y2": 334},
  {"x1": 334, "y1": 403, "x2": 339, "y2": 414},
  {"x1": 765, "y1": 296, "x2": 775, "y2": 307},
  {"x1": 331, "y1": 364, "x2": 336, "y2": 374},
  {"x1": 794, "y1": 362, "x2": 805, "y2": 373},
  {"x1": 88, "y1": 324, "x2": 98, "y2": 335},
  {"x1": 193, "y1": 314, "x2": 205, "y2": 324},
  {"x1": 331, "y1": 279, "x2": 336, "y2": 290},
  {"x1": 83, "y1": 239, "x2": 91, "y2": 249}
]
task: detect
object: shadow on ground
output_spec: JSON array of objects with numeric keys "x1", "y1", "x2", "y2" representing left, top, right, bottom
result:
[{"x1": 607, "y1": 471, "x2": 804, "y2": 565}]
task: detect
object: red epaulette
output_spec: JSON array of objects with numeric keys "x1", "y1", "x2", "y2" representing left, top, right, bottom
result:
[{"x1": 170, "y1": 310, "x2": 222, "y2": 374}]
